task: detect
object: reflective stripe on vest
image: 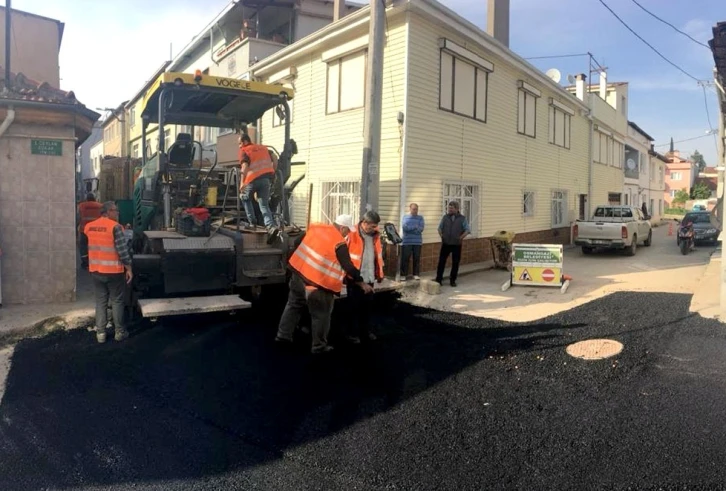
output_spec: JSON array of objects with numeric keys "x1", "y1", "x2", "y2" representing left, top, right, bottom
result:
[
  {"x1": 241, "y1": 144, "x2": 274, "y2": 186},
  {"x1": 84, "y1": 217, "x2": 124, "y2": 274},
  {"x1": 346, "y1": 228, "x2": 385, "y2": 280},
  {"x1": 288, "y1": 223, "x2": 345, "y2": 293}
]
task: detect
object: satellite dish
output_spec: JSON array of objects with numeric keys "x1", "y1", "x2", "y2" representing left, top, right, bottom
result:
[
  {"x1": 567, "y1": 74, "x2": 576, "y2": 85},
  {"x1": 545, "y1": 68, "x2": 561, "y2": 83}
]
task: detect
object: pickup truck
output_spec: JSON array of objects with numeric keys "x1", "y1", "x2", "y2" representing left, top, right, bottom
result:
[{"x1": 573, "y1": 205, "x2": 652, "y2": 256}]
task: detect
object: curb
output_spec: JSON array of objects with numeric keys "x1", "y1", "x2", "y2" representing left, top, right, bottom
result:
[{"x1": 0, "y1": 313, "x2": 94, "y2": 349}]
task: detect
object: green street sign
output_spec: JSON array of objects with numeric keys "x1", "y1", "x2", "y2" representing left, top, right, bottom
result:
[
  {"x1": 513, "y1": 245, "x2": 562, "y2": 264},
  {"x1": 31, "y1": 139, "x2": 63, "y2": 156}
]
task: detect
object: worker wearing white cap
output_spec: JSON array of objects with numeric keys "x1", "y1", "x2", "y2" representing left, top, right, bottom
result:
[{"x1": 276, "y1": 214, "x2": 373, "y2": 354}]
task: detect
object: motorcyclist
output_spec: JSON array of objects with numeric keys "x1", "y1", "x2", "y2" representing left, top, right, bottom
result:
[{"x1": 679, "y1": 216, "x2": 696, "y2": 251}]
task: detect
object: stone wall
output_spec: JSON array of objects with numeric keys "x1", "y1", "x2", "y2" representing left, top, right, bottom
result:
[
  {"x1": 384, "y1": 226, "x2": 572, "y2": 277},
  {"x1": 0, "y1": 123, "x2": 78, "y2": 304}
]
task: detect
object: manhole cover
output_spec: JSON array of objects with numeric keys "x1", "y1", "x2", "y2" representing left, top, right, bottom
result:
[{"x1": 566, "y1": 339, "x2": 623, "y2": 360}]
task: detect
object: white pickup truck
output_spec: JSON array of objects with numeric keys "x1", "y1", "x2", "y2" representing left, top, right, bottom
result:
[{"x1": 573, "y1": 205, "x2": 652, "y2": 256}]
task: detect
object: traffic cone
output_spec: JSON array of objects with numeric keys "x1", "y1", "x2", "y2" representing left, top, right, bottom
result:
[{"x1": 668, "y1": 221, "x2": 673, "y2": 236}]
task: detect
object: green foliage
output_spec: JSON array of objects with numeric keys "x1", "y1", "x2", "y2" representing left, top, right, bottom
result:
[
  {"x1": 664, "y1": 208, "x2": 686, "y2": 216},
  {"x1": 690, "y1": 150, "x2": 707, "y2": 172},
  {"x1": 691, "y1": 182, "x2": 712, "y2": 200},
  {"x1": 672, "y1": 189, "x2": 690, "y2": 205}
]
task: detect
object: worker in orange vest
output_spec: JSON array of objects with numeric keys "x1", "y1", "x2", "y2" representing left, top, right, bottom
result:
[
  {"x1": 81, "y1": 201, "x2": 133, "y2": 344},
  {"x1": 77, "y1": 193, "x2": 103, "y2": 268},
  {"x1": 275, "y1": 214, "x2": 373, "y2": 354},
  {"x1": 345, "y1": 210, "x2": 385, "y2": 343},
  {"x1": 238, "y1": 133, "x2": 278, "y2": 233}
]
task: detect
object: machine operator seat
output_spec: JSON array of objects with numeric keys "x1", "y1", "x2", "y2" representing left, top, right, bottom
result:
[{"x1": 168, "y1": 133, "x2": 194, "y2": 168}]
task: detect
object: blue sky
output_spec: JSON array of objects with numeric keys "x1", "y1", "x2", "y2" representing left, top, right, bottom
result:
[{"x1": 13, "y1": 0, "x2": 722, "y2": 164}]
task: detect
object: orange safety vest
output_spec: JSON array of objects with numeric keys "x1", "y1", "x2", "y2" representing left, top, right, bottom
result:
[
  {"x1": 84, "y1": 216, "x2": 125, "y2": 274},
  {"x1": 240, "y1": 143, "x2": 275, "y2": 186},
  {"x1": 288, "y1": 223, "x2": 346, "y2": 294},
  {"x1": 78, "y1": 201, "x2": 103, "y2": 233},
  {"x1": 346, "y1": 226, "x2": 385, "y2": 281}
]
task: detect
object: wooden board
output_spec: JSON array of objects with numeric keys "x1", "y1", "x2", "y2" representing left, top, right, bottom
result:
[
  {"x1": 138, "y1": 295, "x2": 251, "y2": 318},
  {"x1": 338, "y1": 278, "x2": 403, "y2": 299},
  {"x1": 143, "y1": 231, "x2": 187, "y2": 239}
]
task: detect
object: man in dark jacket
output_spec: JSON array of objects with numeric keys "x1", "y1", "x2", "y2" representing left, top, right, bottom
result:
[{"x1": 434, "y1": 201, "x2": 470, "y2": 287}]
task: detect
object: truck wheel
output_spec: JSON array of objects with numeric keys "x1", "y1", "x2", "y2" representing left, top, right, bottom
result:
[
  {"x1": 582, "y1": 246, "x2": 593, "y2": 255},
  {"x1": 644, "y1": 230, "x2": 652, "y2": 247},
  {"x1": 626, "y1": 236, "x2": 637, "y2": 256}
]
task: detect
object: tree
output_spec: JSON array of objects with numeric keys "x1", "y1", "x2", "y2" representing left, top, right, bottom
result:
[
  {"x1": 691, "y1": 182, "x2": 711, "y2": 200},
  {"x1": 690, "y1": 150, "x2": 707, "y2": 172},
  {"x1": 672, "y1": 189, "x2": 690, "y2": 207}
]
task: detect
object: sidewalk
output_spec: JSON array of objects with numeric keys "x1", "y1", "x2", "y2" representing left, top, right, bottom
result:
[
  {"x1": 0, "y1": 266, "x2": 94, "y2": 346},
  {"x1": 690, "y1": 248, "x2": 722, "y2": 320}
]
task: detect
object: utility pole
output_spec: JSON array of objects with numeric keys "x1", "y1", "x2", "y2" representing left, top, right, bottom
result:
[
  {"x1": 5, "y1": 0, "x2": 11, "y2": 88},
  {"x1": 359, "y1": 0, "x2": 385, "y2": 219}
]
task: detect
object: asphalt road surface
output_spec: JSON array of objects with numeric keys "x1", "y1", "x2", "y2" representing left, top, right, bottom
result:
[{"x1": 2, "y1": 291, "x2": 726, "y2": 490}]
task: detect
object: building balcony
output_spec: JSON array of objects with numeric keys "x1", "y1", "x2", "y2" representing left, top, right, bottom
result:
[{"x1": 211, "y1": 36, "x2": 287, "y2": 79}]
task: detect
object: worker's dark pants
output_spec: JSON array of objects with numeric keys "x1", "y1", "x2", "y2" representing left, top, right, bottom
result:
[
  {"x1": 435, "y1": 243, "x2": 462, "y2": 284},
  {"x1": 91, "y1": 272, "x2": 127, "y2": 335},
  {"x1": 277, "y1": 272, "x2": 334, "y2": 353},
  {"x1": 346, "y1": 281, "x2": 374, "y2": 340},
  {"x1": 400, "y1": 245, "x2": 421, "y2": 277}
]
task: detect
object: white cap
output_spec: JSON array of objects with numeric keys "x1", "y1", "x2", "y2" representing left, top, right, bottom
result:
[{"x1": 334, "y1": 214, "x2": 354, "y2": 230}]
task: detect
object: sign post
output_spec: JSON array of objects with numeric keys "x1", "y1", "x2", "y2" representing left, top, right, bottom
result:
[{"x1": 503, "y1": 243, "x2": 570, "y2": 293}]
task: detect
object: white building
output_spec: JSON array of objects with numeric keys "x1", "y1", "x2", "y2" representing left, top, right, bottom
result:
[{"x1": 89, "y1": 139, "x2": 104, "y2": 179}]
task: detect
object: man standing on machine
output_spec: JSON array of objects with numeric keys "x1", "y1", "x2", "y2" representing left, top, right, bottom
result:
[{"x1": 238, "y1": 132, "x2": 279, "y2": 240}]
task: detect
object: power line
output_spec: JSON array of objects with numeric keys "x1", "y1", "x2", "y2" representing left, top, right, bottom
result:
[
  {"x1": 700, "y1": 82, "x2": 720, "y2": 155},
  {"x1": 630, "y1": 0, "x2": 710, "y2": 50},
  {"x1": 654, "y1": 131, "x2": 717, "y2": 147},
  {"x1": 524, "y1": 53, "x2": 590, "y2": 60},
  {"x1": 596, "y1": 0, "x2": 702, "y2": 83}
]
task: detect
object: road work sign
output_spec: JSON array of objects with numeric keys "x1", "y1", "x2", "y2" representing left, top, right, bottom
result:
[{"x1": 511, "y1": 243, "x2": 564, "y2": 288}]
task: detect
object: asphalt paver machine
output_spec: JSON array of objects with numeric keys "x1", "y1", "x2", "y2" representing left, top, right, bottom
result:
[{"x1": 129, "y1": 70, "x2": 303, "y2": 318}]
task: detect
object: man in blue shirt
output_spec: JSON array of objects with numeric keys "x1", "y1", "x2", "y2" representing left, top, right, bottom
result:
[
  {"x1": 400, "y1": 203, "x2": 424, "y2": 280},
  {"x1": 435, "y1": 201, "x2": 470, "y2": 287}
]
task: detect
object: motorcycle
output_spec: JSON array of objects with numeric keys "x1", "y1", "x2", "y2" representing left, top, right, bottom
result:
[{"x1": 677, "y1": 221, "x2": 694, "y2": 255}]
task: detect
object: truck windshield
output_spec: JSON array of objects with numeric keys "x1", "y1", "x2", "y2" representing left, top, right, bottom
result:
[{"x1": 594, "y1": 207, "x2": 633, "y2": 218}]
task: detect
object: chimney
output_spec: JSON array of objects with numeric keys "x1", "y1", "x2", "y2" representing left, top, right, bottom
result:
[
  {"x1": 599, "y1": 70, "x2": 607, "y2": 99},
  {"x1": 575, "y1": 73, "x2": 587, "y2": 102},
  {"x1": 487, "y1": 0, "x2": 510, "y2": 47},
  {"x1": 333, "y1": 0, "x2": 346, "y2": 21}
]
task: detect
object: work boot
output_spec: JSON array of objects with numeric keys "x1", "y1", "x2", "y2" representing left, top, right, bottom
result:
[
  {"x1": 311, "y1": 345, "x2": 334, "y2": 355},
  {"x1": 114, "y1": 330, "x2": 129, "y2": 342},
  {"x1": 96, "y1": 331, "x2": 107, "y2": 344},
  {"x1": 345, "y1": 335, "x2": 361, "y2": 344},
  {"x1": 266, "y1": 226, "x2": 281, "y2": 244}
]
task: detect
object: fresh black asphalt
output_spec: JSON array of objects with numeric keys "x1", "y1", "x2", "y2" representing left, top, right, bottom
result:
[{"x1": 2, "y1": 291, "x2": 726, "y2": 490}]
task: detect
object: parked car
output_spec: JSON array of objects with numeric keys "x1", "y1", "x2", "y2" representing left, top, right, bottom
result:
[
  {"x1": 573, "y1": 205, "x2": 652, "y2": 256},
  {"x1": 677, "y1": 211, "x2": 720, "y2": 245},
  {"x1": 692, "y1": 204, "x2": 706, "y2": 212}
]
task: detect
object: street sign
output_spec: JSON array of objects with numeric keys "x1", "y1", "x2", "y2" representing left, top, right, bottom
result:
[
  {"x1": 511, "y1": 243, "x2": 564, "y2": 287},
  {"x1": 31, "y1": 139, "x2": 63, "y2": 156}
]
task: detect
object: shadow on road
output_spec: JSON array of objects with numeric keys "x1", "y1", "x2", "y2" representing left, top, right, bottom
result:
[{"x1": 0, "y1": 291, "x2": 718, "y2": 489}]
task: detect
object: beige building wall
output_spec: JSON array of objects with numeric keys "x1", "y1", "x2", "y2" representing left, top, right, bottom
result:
[
  {"x1": 256, "y1": 13, "x2": 408, "y2": 227},
  {"x1": 0, "y1": 123, "x2": 78, "y2": 304},
  {"x1": 0, "y1": 8, "x2": 62, "y2": 87},
  {"x1": 405, "y1": 12, "x2": 590, "y2": 244},
  {"x1": 102, "y1": 116, "x2": 126, "y2": 157}
]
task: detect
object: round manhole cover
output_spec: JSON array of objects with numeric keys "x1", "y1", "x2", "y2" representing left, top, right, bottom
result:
[{"x1": 566, "y1": 339, "x2": 623, "y2": 360}]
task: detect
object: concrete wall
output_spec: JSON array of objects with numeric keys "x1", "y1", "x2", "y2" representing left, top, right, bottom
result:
[
  {"x1": 79, "y1": 122, "x2": 102, "y2": 182},
  {"x1": 0, "y1": 123, "x2": 77, "y2": 304},
  {"x1": 0, "y1": 8, "x2": 61, "y2": 87}
]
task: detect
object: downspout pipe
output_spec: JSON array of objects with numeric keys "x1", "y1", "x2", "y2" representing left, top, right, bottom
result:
[{"x1": 0, "y1": 106, "x2": 15, "y2": 138}]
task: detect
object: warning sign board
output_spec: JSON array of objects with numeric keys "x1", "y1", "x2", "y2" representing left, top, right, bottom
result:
[
  {"x1": 511, "y1": 244, "x2": 564, "y2": 287},
  {"x1": 519, "y1": 269, "x2": 532, "y2": 281}
]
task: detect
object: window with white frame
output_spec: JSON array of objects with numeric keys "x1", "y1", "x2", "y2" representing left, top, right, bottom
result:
[
  {"x1": 612, "y1": 140, "x2": 623, "y2": 168},
  {"x1": 272, "y1": 98, "x2": 293, "y2": 127},
  {"x1": 439, "y1": 39, "x2": 491, "y2": 122},
  {"x1": 132, "y1": 143, "x2": 139, "y2": 158},
  {"x1": 130, "y1": 106, "x2": 136, "y2": 128},
  {"x1": 320, "y1": 181, "x2": 360, "y2": 224},
  {"x1": 650, "y1": 162, "x2": 655, "y2": 181},
  {"x1": 670, "y1": 189, "x2": 677, "y2": 198},
  {"x1": 548, "y1": 100, "x2": 572, "y2": 149},
  {"x1": 326, "y1": 50, "x2": 366, "y2": 114},
  {"x1": 523, "y1": 191, "x2": 535, "y2": 217},
  {"x1": 551, "y1": 190, "x2": 568, "y2": 228},
  {"x1": 671, "y1": 171, "x2": 682, "y2": 180},
  {"x1": 517, "y1": 82, "x2": 539, "y2": 137},
  {"x1": 443, "y1": 181, "x2": 479, "y2": 236}
]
